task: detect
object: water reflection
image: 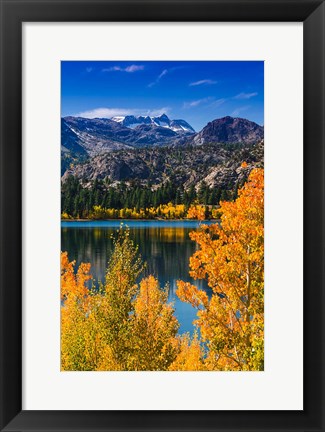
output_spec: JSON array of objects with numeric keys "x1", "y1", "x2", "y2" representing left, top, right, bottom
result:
[{"x1": 61, "y1": 221, "x2": 211, "y2": 334}]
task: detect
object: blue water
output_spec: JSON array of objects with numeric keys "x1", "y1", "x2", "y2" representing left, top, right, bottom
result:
[
  {"x1": 61, "y1": 220, "x2": 213, "y2": 334},
  {"x1": 61, "y1": 220, "x2": 212, "y2": 229}
]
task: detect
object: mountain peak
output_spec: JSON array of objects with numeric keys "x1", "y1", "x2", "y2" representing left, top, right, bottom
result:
[
  {"x1": 155, "y1": 113, "x2": 170, "y2": 121},
  {"x1": 192, "y1": 116, "x2": 263, "y2": 145},
  {"x1": 111, "y1": 114, "x2": 195, "y2": 134}
]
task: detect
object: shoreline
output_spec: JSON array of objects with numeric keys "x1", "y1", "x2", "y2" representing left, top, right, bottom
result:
[{"x1": 61, "y1": 218, "x2": 219, "y2": 222}]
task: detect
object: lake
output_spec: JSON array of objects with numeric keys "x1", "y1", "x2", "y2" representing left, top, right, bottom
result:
[{"x1": 61, "y1": 220, "x2": 213, "y2": 334}]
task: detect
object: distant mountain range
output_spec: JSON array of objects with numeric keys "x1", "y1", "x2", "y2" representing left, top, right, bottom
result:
[
  {"x1": 61, "y1": 114, "x2": 264, "y2": 189},
  {"x1": 62, "y1": 114, "x2": 195, "y2": 157},
  {"x1": 111, "y1": 113, "x2": 195, "y2": 134},
  {"x1": 62, "y1": 114, "x2": 263, "y2": 164}
]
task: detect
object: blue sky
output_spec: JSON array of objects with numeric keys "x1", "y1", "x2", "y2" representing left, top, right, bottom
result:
[{"x1": 61, "y1": 61, "x2": 264, "y2": 131}]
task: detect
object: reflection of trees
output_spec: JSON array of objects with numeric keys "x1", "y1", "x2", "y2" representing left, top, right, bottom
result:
[
  {"x1": 62, "y1": 226, "x2": 210, "y2": 299},
  {"x1": 61, "y1": 227, "x2": 112, "y2": 284}
]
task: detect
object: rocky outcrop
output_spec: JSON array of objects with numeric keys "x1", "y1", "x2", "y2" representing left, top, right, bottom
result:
[{"x1": 62, "y1": 140, "x2": 264, "y2": 191}]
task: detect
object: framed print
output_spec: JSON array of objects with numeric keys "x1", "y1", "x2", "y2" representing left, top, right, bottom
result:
[{"x1": 0, "y1": 0, "x2": 324, "y2": 431}]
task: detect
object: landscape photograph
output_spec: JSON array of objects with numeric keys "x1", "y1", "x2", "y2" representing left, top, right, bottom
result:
[{"x1": 61, "y1": 61, "x2": 264, "y2": 371}]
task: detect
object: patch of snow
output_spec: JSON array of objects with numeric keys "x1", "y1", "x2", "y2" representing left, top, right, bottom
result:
[
  {"x1": 126, "y1": 123, "x2": 140, "y2": 129},
  {"x1": 156, "y1": 121, "x2": 169, "y2": 128},
  {"x1": 110, "y1": 114, "x2": 194, "y2": 133},
  {"x1": 111, "y1": 116, "x2": 125, "y2": 123},
  {"x1": 70, "y1": 127, "x2": 82, "y2": 137}
]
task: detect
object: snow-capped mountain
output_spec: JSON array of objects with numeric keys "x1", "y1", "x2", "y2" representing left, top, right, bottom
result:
[
  {"x1": 61, "y1": 114, "x2": 194, "y2": 168},
  {"x1": 111, "y1": 113, "x2": 195, "y2": 134},
  {"x1": 61, "y1": 115, "x2": 264, "y2": 176},
  {"x1": 112, "y1": 115, "x2": 152, "y2": 129}
]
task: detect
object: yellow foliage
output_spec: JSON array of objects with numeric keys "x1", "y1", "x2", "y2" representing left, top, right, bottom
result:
[
  {"x1": 127, "y1": 276, "x2": 179, "y2": 370},
  {"x1": 61, "y1": 251, "x2": 91, "y2": 302},
  {"x1": 61, "y1": 252, "x2": 103, "y2": 370},
  {"x1": 72, "y1": 203, "x2": 207, "y2": 220},
  {"x1": 63, "y1": 202, "x2": 220, "y2": 221},
  {"x1": 177, "y1": 168, "x2": 264, "y2": 371},
  {"x1": 187, "y1": 204, "x2": 206, "y2": 221},
  {"x1": 61, "y1": 228, "x2": 185, "y2": 371},
  {"x1": 61, "y1": 167, "x2": 264, "y2": 372},
  {"x1": 169, "y1": 333, "x2": 206, "y2": 371}
]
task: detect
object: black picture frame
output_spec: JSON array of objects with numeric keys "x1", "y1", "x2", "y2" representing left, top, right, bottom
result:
[{"x1": 0, "y1": 0, "x2": 324, "y2": 431}]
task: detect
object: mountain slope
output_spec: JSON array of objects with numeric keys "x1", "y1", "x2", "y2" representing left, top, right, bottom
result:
[
  {"x1": 63, "y1": 116, "x2": 133, "y2": 154},
  {"x1": 62, "y1": 140, "x2": 264, "y2": 191},
  {"x1": 61, "y1": 114, "x2": 196, "y2": 160},
  {"x1": 61, "y1": 118, "x2": 90, "y2": 174}
]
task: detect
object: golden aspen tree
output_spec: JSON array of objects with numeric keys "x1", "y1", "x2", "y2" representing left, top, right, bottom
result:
[
  {"x1": 61, "y1": 252, "x2": 104, "y2": 370},
  {"x1": 187, "y1": 204, "x2": 206, "y2": 221},
  {"x1": 177, "y1": 168, "x2": 264, "y2": 371},
  {"x1": 129, "y1": 276, "x2": 179, "y2": 370},
  {"x1": 169, "y1": 333, "x2": 206, "y2": 371},
  {"x1": 96, "y1": 227, "x2": 145, "y2": 370}
]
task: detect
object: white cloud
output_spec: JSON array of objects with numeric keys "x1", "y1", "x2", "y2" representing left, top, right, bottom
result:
[
  {"x1": 231, "y1": 105, "x2": 251, "y2": 116},
  {"x1": 75, "y1": 106, "x2": 170, "y2": 119},
  {"x1": 233, "y1": 92, "x2": 258, "y2": 100},
  {"x1": 148, "y1": 69, "x2": 168, "y2": 87},
  {"x1": 102, "y1": 64, "x2": 144, "y2": 73},
  {"x1": 183, "y1": 97, "x2": 214, "y2": 108},
  {"x1": 148, "y1": 66, "x2": 186, "y2": 88},
  {"x1": 76, "y1": 108, "x2": 137, "y2": 118},
  {"x1": 208, "y1": 98, "x2": 226, "y2": 108},
  {"x1": 146, "y1": 107, "x2": 171, "y2": 117},
  {"x1": 124, "y1": 65, "x2": 144, "y2": 72},
  {"x1": 189, "y1": 79, "x2": 217, "y2": 86}
]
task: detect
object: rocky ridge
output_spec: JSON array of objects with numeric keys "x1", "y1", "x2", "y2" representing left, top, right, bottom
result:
[
  {"x1": 61, "y1": 115, "x2": 264, "y2": 191},
  {"x1": 62, "y1": 140, "x2": 264, "y2": 191}
]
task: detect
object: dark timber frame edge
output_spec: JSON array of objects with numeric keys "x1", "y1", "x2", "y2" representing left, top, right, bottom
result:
[{"x1": 0, "y1": 1, "x2": 324, "y2": 431}]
